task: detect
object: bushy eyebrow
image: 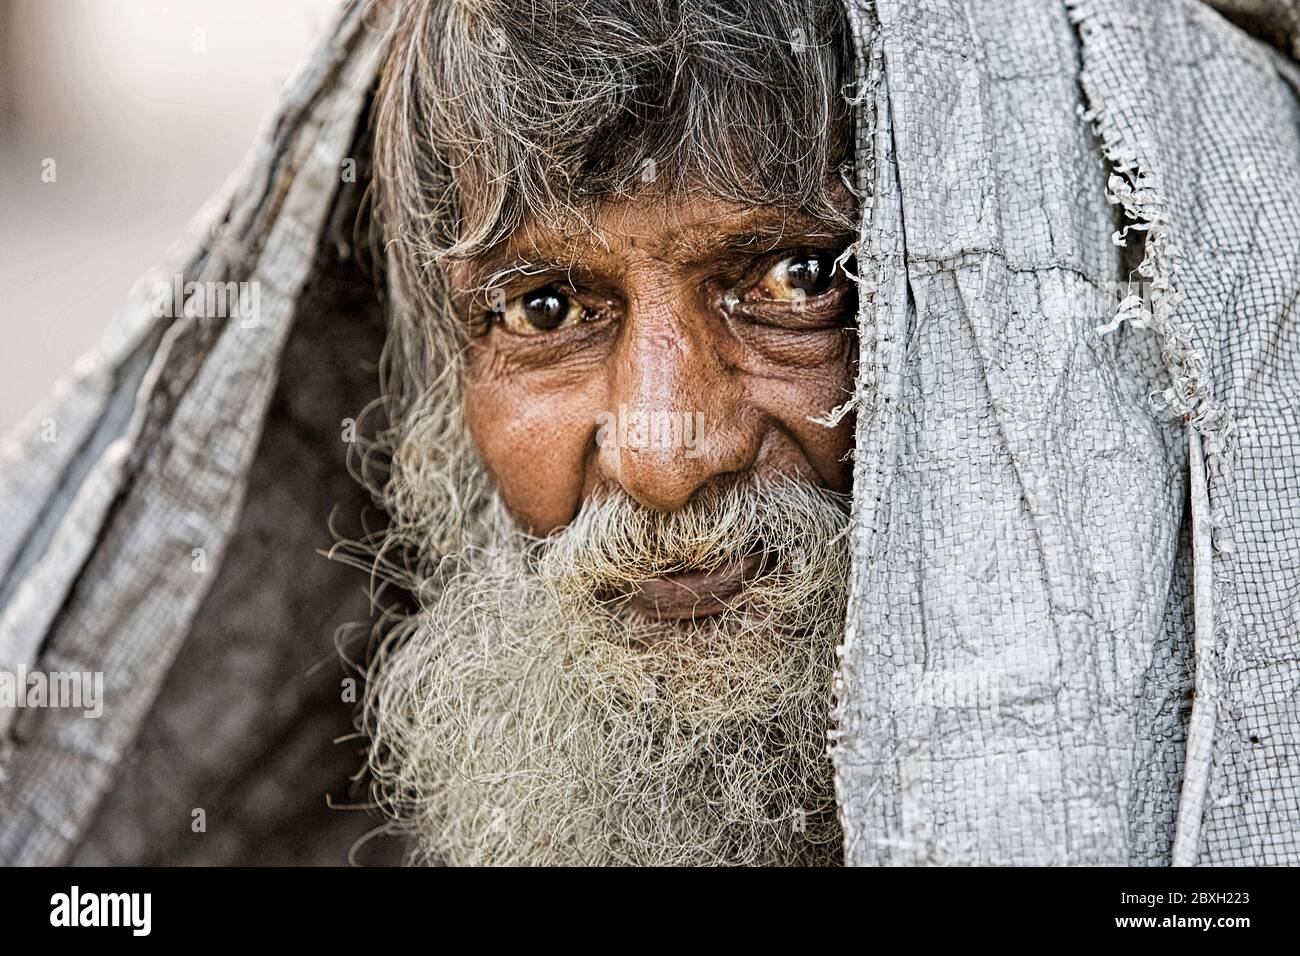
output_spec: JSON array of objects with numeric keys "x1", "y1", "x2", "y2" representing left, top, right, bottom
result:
[
  {"x1": 459, "y1": 256, "x2": 588, "y2": 304},
  {"x1": 714, "y1": 226, "x2": 848, "y2": 254},
  {"x1": 677, "y1": 206, "x2": 853, "y2": 257}
]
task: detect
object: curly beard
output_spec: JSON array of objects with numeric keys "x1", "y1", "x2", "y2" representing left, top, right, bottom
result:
[{"x1": 363, "y1": 475, "x2": 849, "y2": 866}]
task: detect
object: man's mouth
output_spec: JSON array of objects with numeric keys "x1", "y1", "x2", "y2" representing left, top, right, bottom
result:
[{"x1": 620, "y1": 551, "x2": 767, "y2": 621}]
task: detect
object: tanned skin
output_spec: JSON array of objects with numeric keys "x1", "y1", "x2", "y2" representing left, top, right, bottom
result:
[{"x1": 455, "y1": 190, "x2": 858, "y2": 617}]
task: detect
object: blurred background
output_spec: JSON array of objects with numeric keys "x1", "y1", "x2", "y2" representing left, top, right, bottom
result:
[{"x1": 0, "y1": 0, "x2": 343, "y2": 433}]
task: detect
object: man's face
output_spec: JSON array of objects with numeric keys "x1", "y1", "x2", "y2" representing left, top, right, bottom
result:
[{"x1": 459, "y1": 188, "x2": 857, "y2": 549}]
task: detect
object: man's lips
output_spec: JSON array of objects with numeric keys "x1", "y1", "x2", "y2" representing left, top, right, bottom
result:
[{"x1": 620, "y1": 552, "x2": 766, "y2": 620}]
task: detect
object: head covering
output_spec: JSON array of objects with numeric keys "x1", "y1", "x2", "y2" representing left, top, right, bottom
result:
[
  {"x1": 0, "y1": 0, "x2": 399, "y2": 865},
  {"x1": 834, "y1": 0, "x2": 1300, "y2": 865},
  {"x1": 1, "y1": 0, "x2": 1297, "y2": 865}
]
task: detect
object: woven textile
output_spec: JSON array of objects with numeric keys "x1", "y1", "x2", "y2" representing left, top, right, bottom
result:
[{"x1": 832, "y1": 0, "x2": 1300, "y2": 865}]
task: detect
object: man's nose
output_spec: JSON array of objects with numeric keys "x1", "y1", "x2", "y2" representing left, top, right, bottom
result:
[{"x1": 596, "y1": 301, "x2": 761, "y2": 512}]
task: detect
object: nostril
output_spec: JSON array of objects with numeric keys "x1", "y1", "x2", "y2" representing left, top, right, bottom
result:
[{"x1": 618, "y1": 453, "x2": 708, "y2": 513}]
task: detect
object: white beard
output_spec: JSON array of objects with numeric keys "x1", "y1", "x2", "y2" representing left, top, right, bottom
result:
[{"x1": 364, "y1": 475, "x2": 850, "y2": 865}]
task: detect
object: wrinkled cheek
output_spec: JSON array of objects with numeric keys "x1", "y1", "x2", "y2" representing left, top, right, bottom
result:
[
  {"x1": 465, "y1": 379, "x2": 596, "y2": 534},
  {"x1": 768, "y1": 347, "x2": 857, "y2": 493},
  {"x1": 813, "y1": 410, "x2": 856, "y2": 492},
  {"x1": 814, "y1": 339, "x2": 857, "y2": 488}
]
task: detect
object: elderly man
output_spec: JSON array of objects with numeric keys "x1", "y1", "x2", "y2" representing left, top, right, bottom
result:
[
  {"x1": 3, "y1": 0, "x2": 1300, "y2": 868},
  {"x1": 362, "y1": 0, "x2": 860, "y2": 865}
]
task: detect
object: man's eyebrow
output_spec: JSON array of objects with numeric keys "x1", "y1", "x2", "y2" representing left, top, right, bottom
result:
[
  {"x1": 716, "y1": 230, "x2": 827, "y2": 253},
  {"x1": 460, "y1": 253, "x2": 580, "y2": 299},
  {"x1": 708, "y1": 213, "x2": 853, "y2": 254}
]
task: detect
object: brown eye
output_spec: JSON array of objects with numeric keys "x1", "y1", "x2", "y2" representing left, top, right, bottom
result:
[
  {"x1": 758, "y1": 253, "x2": 837, "y2": 301},
  {"x1": 523, "y1": 288, "x2": 567, "y2": 329},
  {"x1": 786, "y1": 256, "x2": 831, "y2": 293},
  {"x1": 501, "y1": 284, "x2": 583, "y2": 335}
]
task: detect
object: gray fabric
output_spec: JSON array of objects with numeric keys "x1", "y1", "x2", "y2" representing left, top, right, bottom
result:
[
  {"x1": 1090, "y1": 0, "x2": 1300, "y2": 867},
  {"x1": 69, "y1": 206, "x2": 401, "y2": 867},
  {"x1": 0, "y1": 0, "x2": 398, "y2": 865},
  {"x1": 832, "y1": 0, "x2": 1300, "y2": 865}
]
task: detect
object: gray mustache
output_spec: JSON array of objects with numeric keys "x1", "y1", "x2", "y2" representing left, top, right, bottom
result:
[{"x1": 534, "y1": 476, "x2": 849, "y2": 594}]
